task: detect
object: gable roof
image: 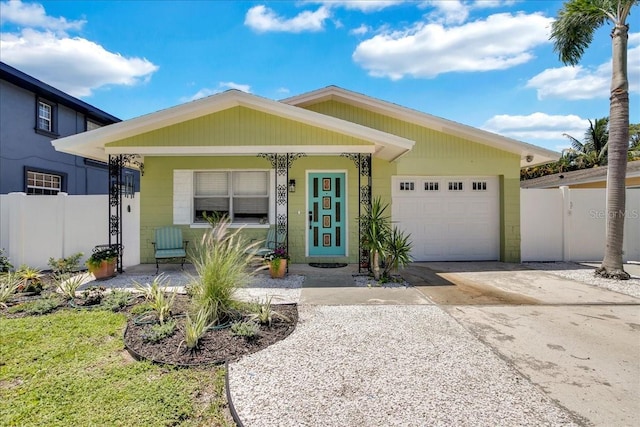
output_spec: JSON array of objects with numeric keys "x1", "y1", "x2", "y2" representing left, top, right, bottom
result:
[
  {"x1": 283, "y1": 86, "x2": 558, "y2": 167},
  {"x1": 52, "y1": 89, "x2": 415, "y2": 163},
  {"x1": 521, "y1": 160, "x2": 640, "y2": 188}
]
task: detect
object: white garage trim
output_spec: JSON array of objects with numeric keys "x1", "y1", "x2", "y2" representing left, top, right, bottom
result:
[{"x1": 392, "y1": 176, "x2": 500, "y2": 261}]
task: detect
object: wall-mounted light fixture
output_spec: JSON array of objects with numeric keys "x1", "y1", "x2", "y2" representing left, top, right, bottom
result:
[
  {"x1": 525, "y1": 155, "x2": 534, "y2": 163},
  {"x1": 289, "y1": 179, "x2": 296, "y2": 193}
]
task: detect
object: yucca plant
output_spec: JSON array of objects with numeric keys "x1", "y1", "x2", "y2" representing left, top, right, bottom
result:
[
  {"x1": 383, "y1": 227, "x2": 413, "y2": 277},
  {"x1": 182, "y1": 308, "x2": 211, "y2": 351},
  {"x1": 248, "y1": 296, "x2": 290, "y2": 326},
  {"x1": 0, "y1": 272, "x2": 20, "y2": 308},
  {"x1": 359, "y1": 197, "x2": 391, "y2": 280},
  {"x1": 55, "y1": 273, "x2": 86, "y2": 300},
  {"x1": 189, "y1": 217, "x2": 258, "y2": 325},
  {"x1": 134, "y1": 274, "x2": 176, "y2": 325},
  {"x1": 16, "y1": 265, "x2": 43, "y2": 294}
]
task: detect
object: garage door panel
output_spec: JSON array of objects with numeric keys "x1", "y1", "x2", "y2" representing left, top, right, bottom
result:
[{"x1": 392, "y1": 176, "x2": 499, "y2": 261}]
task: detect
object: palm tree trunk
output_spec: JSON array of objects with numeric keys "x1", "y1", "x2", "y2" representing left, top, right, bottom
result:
[
  {"x1": 597, "y1": 22, "x2": 631, "y2": 280},
  {"x1": 372, "y1": 250, "x2": 381, "y2": 280}
]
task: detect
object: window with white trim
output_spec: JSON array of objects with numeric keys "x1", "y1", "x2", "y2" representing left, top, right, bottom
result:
[
  {"x1": 27, "y1": 170, "x2": 62, "y2": 195},
  {"x1": 194, "y1": 171, "x2": 269, "y2": 223},
  {"x1": 448, "y1": 181, "x2": 463, "y2": 191},
  {"x1": 37, "y1": 101, "x2": 53, "y2": 132},
  {"x1": 399, "y1": 181, "x2": 415, "y2": 191},
  {"x1": 424, "y1": 182, "x2": 439, "y2": 191},
  {"x1": 472, "y1": 181, "x2": 487, "y2": 191}
]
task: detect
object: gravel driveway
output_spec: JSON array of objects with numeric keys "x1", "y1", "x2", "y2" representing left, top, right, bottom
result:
[{"x1": 228, "y1": 304, "x2": 582, "y2": 426}]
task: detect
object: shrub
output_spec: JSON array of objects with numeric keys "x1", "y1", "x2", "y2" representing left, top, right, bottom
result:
[
  {"x1": 48, "y1": 253, "x2": 83, "y2": 276},
  {"x1": 189, "y1": 217, "x2": 257, "y2": 325},
  {"x1": 142, "y1": 319, "x2": 177, "y2": 343},
  {"x1": 101, "y1": 290, "x2": 133, "y2": 312},
  {"x1": 230, "y1": 320, "x2": 259, "y2": 339},
  {"x1": 0, "y1": 249, "x2": 13, "y2": 273},
  {"x1": 9, "y1": 295, "x2": 61, "y2": 315}
]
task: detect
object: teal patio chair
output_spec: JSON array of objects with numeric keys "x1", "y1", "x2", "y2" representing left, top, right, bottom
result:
[
  {"x1": 247, "y1": 225, "x2": 279, "y2": 258},
  {"x1": 152, "y1": 227, "x2": 189, "y2": 274}
]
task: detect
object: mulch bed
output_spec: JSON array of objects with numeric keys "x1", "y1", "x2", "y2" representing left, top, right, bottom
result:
[{"x1": 123, "y1": 295, "x2": 298, "y2": 366}]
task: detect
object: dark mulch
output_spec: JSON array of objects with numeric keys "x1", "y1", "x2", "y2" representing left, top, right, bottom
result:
[
  {"x1": 309, "y1": 263, "x2": 348, "y2": 268},
  {"x1": 123, "y1": 296, "x2": 298, "y2": 366}
]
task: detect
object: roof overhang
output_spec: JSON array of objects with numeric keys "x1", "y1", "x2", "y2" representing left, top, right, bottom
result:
[
  {"x1": 53, "y1": 90, "x2": 415, "y2": 163},
  {"x1": 283, "y1": 86, "x2": 559, "y2": 167}
]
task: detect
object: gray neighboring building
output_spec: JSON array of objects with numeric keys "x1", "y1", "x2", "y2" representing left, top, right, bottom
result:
[{"x1": 0, "y1": 61, "x2": 138, "y2": 195}]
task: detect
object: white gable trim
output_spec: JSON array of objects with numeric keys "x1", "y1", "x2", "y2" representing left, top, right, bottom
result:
[
  {"x1": 108, "y1": 145, "x2": 377, "y2": 156},
  {"x1": 283, "y1": 86, "x2": 559, "y2": 167},
  {"x1": 53, "y1": 90, "x2": 414, "y2": 163}
]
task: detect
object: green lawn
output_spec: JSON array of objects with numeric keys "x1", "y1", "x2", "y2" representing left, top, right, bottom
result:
[{"x1": 0, "y1": 310, "x2": 231, "y2": 426}]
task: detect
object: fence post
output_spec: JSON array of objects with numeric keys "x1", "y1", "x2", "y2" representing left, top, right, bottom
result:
[
  {"x1": 7, "y1": 192, "x2": 26, "y2": 267},
  {"x1": 560, "y1": 186, "x2": 570, "y2": 262}
]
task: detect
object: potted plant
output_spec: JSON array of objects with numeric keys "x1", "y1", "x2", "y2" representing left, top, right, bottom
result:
[
  {"x1": 263, "y1": 248, "x2": 289, "y2": 279},
  {"x1": 86, "y1": 246, "x2": 118, "y2": 280}
]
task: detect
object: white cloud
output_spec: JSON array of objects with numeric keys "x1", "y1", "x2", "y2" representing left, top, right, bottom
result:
[
  {"x1": 245, "y1": 5, "x2": 330, "y2": 33},
  {"x1": 526, "y1": 33, "x2": 640, "y2": 100},
  {"x1": 483, "y1": 112, "x2": 589, "y2": 141},
  {"x1": 0, "y1": 0, "x2": 85, "y2": 33},
  {"x1": 0, "y1": 1, "x2": 158, "y2": 98},
  {"x1": 182, "y1": 82, "x2": 251, "y2": 102},
  {"x1": 353, "y1": 12, "x2": 552, "y2": 80},
  {"x1": 421, "y1": 1, "x2": 517, "y2": 25},
  {"x1": 319, "y1": 1, "x2": 404, "y2": 13},
  {"x1": 423, "y1": 0, "x2": 469, "y2": 25},
  {"x1": 350, "y1": 24, "x2": 370, "y2": 36}
]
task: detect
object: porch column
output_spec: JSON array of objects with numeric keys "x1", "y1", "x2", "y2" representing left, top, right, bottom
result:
[
  {"x1": 258, "y1": 153, "x2": 306, "y2": 257},
  {"x1": 341, "y1": 153, "x2": 372, "y2": 273},
  {"x1": 108, "y1": 154, "x2": 143, "y2": 272}
]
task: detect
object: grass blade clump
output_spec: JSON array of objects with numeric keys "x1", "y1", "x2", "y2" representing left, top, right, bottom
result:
[{"x1": 189, "y1": 218, "x2": 257, "y2": 325}]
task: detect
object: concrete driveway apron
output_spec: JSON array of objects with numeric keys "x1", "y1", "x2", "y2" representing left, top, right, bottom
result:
[{"x1": 412, "y1": 262, "x2": 640, "y2": 427}]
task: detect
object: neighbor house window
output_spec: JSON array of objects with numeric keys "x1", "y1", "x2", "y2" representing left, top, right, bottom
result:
[
  {"x1": 194, "y1": 171, "x2": 269, "y2": 223},
  {"x1": 37, "y1": 100, "x2": 53, "y2": 132},
  {"x1": 27, "y1": 170, "x2": 62, "y2": 195},
  {"x1": 86, "y1": 119, "x2": 102, "y2": 131}
]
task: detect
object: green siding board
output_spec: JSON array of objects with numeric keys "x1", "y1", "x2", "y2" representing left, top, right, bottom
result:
[{"x1": 107, "y1": 106, "x2": 372, "y2": 148}]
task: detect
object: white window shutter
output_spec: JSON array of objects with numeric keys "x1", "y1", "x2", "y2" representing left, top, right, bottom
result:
[{"x1": 173, "y1": 170, "x2": 192, "y2": 224}]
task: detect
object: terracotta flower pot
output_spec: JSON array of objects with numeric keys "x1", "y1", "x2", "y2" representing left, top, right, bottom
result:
[
  {"x1": 92, "y1": 260, "x2": 116, "y2": 280},
  {"x1": 269, "y1": 259, "x2": 287, "y2": 279}
]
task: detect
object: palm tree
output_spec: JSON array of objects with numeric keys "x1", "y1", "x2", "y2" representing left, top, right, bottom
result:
[
  {"x1": 551, "y1": 0, "x2": 637, "y2": 279},
  {"x1": 563, "y1": 117, "x2": 610, "y2": 168}
]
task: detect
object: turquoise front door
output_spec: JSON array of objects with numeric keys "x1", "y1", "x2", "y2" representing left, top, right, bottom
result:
[{"x1": 308, "y1": 172, "x2": 346, "y2": 256}]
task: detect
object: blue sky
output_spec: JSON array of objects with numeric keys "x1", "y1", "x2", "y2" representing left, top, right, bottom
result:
[{"x1": 1, "y1": 0, "x2": 638, "y2": 153}]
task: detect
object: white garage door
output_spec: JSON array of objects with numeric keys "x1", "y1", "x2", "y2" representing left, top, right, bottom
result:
[{"x1": 391, "y1": 176, "x2": 500, "y2": 261}]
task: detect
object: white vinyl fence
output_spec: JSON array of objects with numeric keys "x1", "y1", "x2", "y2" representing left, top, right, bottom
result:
[
  {"x1": 521, "y1": 187, "x2": 640, "y2": 262},
  {"x1": 0, "y1": 192, "x2": 140, "y2": 270}
]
